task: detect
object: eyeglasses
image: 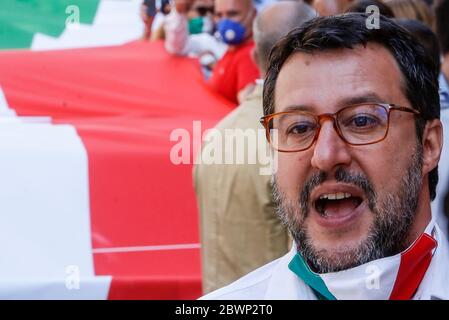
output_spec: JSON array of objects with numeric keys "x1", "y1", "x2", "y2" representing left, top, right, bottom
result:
[{"x1": 260, "y1": 103, "x2": 421, "y2": 152}]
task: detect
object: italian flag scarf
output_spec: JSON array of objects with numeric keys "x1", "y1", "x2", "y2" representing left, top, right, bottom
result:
[{"x1": 289, "y1": 223, "x2": 437, "y2": 300}]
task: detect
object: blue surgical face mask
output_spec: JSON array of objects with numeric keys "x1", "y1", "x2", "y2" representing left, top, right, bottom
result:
[{"x1": 216, "y1": 18, "x2": 246, "y2": 45}]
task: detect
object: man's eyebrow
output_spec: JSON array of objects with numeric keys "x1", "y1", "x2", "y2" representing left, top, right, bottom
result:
[
  {"x1": 282, "y1": 105, "x2": 314, "y2": 112},
  {"x1": 337, "y1": 93, "x2": 386, "y2": 106},
  {"x1": 280, "y1": 93, "x2": 387, "y2": 113}
]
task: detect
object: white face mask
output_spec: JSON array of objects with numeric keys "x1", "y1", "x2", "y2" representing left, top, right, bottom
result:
[{"x1": 289, "y1": 221, "x2": 437, "y2": 300}]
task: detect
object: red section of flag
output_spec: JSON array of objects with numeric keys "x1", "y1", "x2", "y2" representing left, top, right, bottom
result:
[
  {"x1": 107, "y1": 276, "x2": 202, "y2": 300},
  {"x1": 99, "y1": 249, "x2": 202, "y2": 299},
  {"x1": 389, "y1": 233, "x2": 437, "y2": 300},
  {"x1": 0, "y1": 41, "x2": 234, "y2": 299}
]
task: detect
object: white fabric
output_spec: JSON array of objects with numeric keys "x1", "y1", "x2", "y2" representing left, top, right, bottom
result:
[
  {"x1": 31, "y1": 0, "x2": 144, "y2": 51},
  {"x1": 151, "y1": 12, "x2": 166, "y2": 32},
  {"x1": 0, "y1": 278, "x2": 110, "y2": 300},
  {"x1": 202, "y1": 224, "x2": 449, "y2": 300},
  {"x1": 320, "y1": 221, "x2": 436, "y2": 300},
  {"x1": 0, "y1": 121, "x2": 111, "y2": 299},
  {"x1": 320, "y1": 253, "x2": 401, "y2": 300},
  {"x1": 0, "y1": 86, "x2": 16, "y2": 117}
]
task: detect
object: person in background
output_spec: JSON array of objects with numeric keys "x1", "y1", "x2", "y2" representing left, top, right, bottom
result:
[
  {"x1": 140, "y1": 0, "x2": 172, "y2": 40},
  {"x1": 149, "y1": 0, "x2": 172, "y2": 41},
  {"x1": 345, "y1": 0, "x2": 395, "y2": 16},
  {"x1": 194, "y1": 0, "x2": 316, "y2": 294},
  {"x1": 141, "y1": 0, "x2": 157, "y2": 40},
  {"x1": 434, "y1": 0, "x2": 449, "y2": 236},
  {"x1": 435, "y1": 0, "x2": 449, "y2": 107},
  {"x1": 187, "y1": 0, "x2": 215, "y2": 35},
  {"x1": 253, "y1": 0, "x2": 278, "y2": 11},
  {"x1": 384, "y1": 0, "x2": 435, "y2": 30},
  {"x1": 164, "y1": 0, "x2": 259, "y2": 105}
]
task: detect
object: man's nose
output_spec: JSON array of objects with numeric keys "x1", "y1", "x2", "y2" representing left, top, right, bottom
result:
[{"x1": 310, "y1": 120, "x2": 352, "y2": 172}]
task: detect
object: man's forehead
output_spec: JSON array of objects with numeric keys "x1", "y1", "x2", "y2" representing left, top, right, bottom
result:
[
  {"x1": 273, "y1": 43, "x2": 407, "y2": 113},
  {"x1": 280, "y1": 42, "x2": 398, "y2": 68},
  {"x1": 215, "y1": 0, "x2": 251, "y2": 12}
]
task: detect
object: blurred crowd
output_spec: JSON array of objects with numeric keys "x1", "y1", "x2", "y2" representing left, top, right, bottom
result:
[{"x1": 141, "y1": 0, "x2": 449, "y2": 294}]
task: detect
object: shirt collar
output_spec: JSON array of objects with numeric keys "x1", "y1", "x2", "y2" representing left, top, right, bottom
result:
[
  {"x1": 414, "y1": 224, "x2": 449, "y2": 300},
  {"x1": 264, "y1": 222, "x2": 449, "y2": 300},
  {"x1": 289, "y1": 232, "x2": 437, "y2": 300}
]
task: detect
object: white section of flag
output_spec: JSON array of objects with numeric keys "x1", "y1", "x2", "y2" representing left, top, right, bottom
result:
[
  {"x1": 31, "y1": 0, "x2": 144, "y2": 51},
  {"x1": 0, "y1": 121, "x2": 111, "y2": 299},
  {"x1": 0, "y1": 278, "x2": 111, "y2": 300},
  {"x1": 0, "y1": 86, "x2": 16, "y2": 117}
]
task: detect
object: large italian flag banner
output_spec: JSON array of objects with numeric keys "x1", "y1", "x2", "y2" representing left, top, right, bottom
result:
[{"x1": 0, "y1": 0, "x2": 233, "y2": 299}]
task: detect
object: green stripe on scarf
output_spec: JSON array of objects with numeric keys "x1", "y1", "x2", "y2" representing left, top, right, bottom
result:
[{"x1": 288, "y1": 253, "x2": 336, "y2": 300}]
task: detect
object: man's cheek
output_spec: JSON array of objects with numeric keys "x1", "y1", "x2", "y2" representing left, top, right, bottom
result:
[
  {"x1": 355, "y1": 148, "x2": 396, "y2": 190},
  {"x1": 374, "y1": 155, "x2": 407, "y2": 193},
  {"x1": 277, "y1": 155, "x2": 306, "y2": 199}
]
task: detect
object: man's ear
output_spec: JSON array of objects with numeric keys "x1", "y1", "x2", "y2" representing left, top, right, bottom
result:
[{"x1": 422, "y1": 119, "x2": 443, "y2": 175}]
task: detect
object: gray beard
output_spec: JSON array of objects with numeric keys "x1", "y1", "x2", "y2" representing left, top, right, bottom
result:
[{"x1": 272, "y1": 145, "x2": 423, "y2": 274}]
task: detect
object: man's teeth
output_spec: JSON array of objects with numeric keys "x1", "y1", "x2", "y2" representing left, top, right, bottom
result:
[{"x1": 319, "y1": 193, "x2": 352, "y2": 200}]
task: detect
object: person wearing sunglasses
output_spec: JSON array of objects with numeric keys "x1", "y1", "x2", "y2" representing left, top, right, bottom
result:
[{"x1": 202, "y1": 13, "x2": 448, "y2": 300}]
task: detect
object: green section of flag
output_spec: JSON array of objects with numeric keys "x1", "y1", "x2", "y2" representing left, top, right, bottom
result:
[
  {"x1": 288, "y1": 253, "x2": 337, "y2": 300},
  {"x1": 0, "y1": 0, "x2": 100, "y2": 50}
]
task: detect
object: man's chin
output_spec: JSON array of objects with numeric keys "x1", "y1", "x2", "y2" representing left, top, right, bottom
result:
[
  {"x1": 313, "y1": 246, "x2": 364, "y2": 272},
  {"x1": 300, "y1": 236, "x2": 377, "y2": 273}
]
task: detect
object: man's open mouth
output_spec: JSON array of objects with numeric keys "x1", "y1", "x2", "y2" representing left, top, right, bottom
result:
[{"x1": 314, "y1": 193, "x2": 364, "y2": 218}]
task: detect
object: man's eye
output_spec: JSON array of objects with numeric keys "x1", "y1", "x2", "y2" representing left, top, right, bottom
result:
[
  {"x1": 348, "y1": 115, "x2": 378, "y2": 127},
  {"x1": 287, "y1": 123, "x2": 315, "y2": 135}
]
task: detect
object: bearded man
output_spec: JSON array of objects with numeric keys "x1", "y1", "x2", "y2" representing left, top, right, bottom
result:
[{"x1": 202, "y1": 13, "x2": 449, "y2": 300}]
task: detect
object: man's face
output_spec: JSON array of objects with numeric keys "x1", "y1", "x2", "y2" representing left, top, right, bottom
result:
[
  {"x1": 214, "y1": 0, "x2": 254, "y2": 31},
  {"x1": 273, "y1": 44, "x2": 426, "y2": 273}
]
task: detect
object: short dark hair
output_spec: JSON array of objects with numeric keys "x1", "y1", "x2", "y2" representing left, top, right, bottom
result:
[
  {"x1": 346, "y1": 0, "x2": 396, "y2": 18},
  {"x1": 435, "y1": 0, "x2": 449, "y2": 54},
  {"x1": 396, "y1": 18, "x2": 441, "y2": 71},
  {"x1": 263, "y1": 13, "x2": 440, "y2": 200}
]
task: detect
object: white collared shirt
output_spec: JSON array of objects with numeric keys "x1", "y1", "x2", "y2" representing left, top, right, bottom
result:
[{"x1": 201, "y1": 224, "x2": 449, "y2": 300}]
